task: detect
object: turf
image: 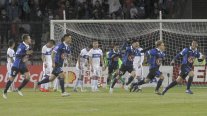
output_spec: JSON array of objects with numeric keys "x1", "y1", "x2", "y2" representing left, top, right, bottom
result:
[{"x1": 0, "y1": 87, "x2": 207, "y2": 116}]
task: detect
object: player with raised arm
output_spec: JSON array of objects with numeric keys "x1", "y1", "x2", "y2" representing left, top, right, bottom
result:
[
  {"x1": 109, "y1": 39, "x2": 139, "y2": 93},
  {"x1": 88, "y1": 40, "x2": 105, "y2": 92},
  {"x1": 34, "y1": 34, "x2": 72, "y2": 97},
  {"x1": 73, "y1": 44, "x2": 92, "y2": 92},
  {"x1": 130, "y1": 40, "x2": 165, "y2": 94},
  {"x1": 3, "y1": 34, "x2": 33, "y2": 99},
  {"x1": 6, "y1": 40, "x2": 16, "y2": 92},
  {"x1": 161, "y1": 40, "x2": 205, "y2": 95},
  {"x1": 40, "y1": 40, "x2": 56, "y2": 92}
]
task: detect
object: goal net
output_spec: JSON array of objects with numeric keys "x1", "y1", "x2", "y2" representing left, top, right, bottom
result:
[{"x1": 50, "y1": 19, "x2": 207, "y2": 87}]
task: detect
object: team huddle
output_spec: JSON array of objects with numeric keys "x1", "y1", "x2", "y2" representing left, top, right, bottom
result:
[{"x1": 2, "y1": 33, "x2": 205, "y2": 99}]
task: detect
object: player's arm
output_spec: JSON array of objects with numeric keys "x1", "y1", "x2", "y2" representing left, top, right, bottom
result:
[
  {"x1": 51, "y1": 46, "x2": 59, "y2": 67},
  {"x1": 41, "y1": 46, "x2": 46, "y2": 62},
  {"x1": 101, "y1": 55, "x2": 106, "y2": 71},
  {"x1": 171, "y1": 48, "x2": 188, "y2": 65},
  {"x1": 7, "y1": 51, "x2": 14, "y2": 63},
  {"x1": 197, "y1": 52, "x2": 205, "y2": 62},
  {"x1": 88, "y1": 50, "x2": 93, "y2": 71},
  {"x1": 140, "y1": 48, "x2": 144, "y2": 66}
]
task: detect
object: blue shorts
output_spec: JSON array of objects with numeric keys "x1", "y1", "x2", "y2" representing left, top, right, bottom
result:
[
  {"x1": 179, "y1": 64, "x2": 192, "y2": 79},
  {"x1": 10, "y1": 65, "x2": 28, "y2": 78},
  {"x1": 147, "y1": 68, "x2": 162, "y2": 80},
  {"x1": 52, "y1": 66, "x2": 63, "y2": 77}
]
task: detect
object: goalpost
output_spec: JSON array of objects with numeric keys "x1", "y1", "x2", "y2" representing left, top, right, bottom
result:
[{"x1": 50, "y1": 18, "x2": 207, "y2": 87}]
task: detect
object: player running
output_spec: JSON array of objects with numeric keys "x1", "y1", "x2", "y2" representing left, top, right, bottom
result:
[
  {"x1": 109, "y1": 39, "x2": 139, "y2": 93},
  {"x1": 34, "y1": 34, "x2": 72, "y2": 97},
  {"x1": 107, "y1": 44, "x2": 122, "y2": 87},
  {"x1": 130, "y1": 40, "x2": 166, "y2": 94},
  {"x1": 161, "y1": 40, "x2": 205, "y2": 95},
  {"x1": 3, "y1": 34, "x2": 33, "y2": 99}
]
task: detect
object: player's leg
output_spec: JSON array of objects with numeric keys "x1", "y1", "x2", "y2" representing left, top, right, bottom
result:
[
  {"x1": 162, "y1": 66, "x2": 188, "y2": 95},
  {"x1": 73, "y1": 67, "x2": 83, "y2": 92},
  {"x1": 94, "y1": 68, "x2": 101, "y2": 91},
  {"x1": 53, "y1": 77, "x2": 59, "y2": 91},
  {"x1": 110, "y1": 64, "x2": 126, "y2": 90},
  {"x1": 131, "y1": 66, "x2": 144, "y2": 91},
  {"x1": 130, "y1": 69, "x2": 156, "y2": 92},
  {"x1": 155, "y1": 71, "x2": 164, "y2": 94},
  {"x1": 186, "y1": 70, "x2": 194, "y2": 94},
  {"x1": 58, "y1": 72, "x2": 70, "y2": 96},
  {"x1": 16, "y1": 66, "x2": 31, "y2": 96},
  {"x1": 3, "y1": 67, "x2": 18, "y2": 99},
  {"x1": 107, "y1": 66, "x2": 113, "y2": 87},
  {"x1": 125, "y1": 65, "x2": 136, "y2": 90}
]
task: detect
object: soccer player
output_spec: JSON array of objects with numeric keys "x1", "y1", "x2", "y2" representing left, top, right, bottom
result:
[
  {"x1": 3, "y1": 34, "x2": 33, "y2": 99},
  {"x1": 130, "y1": 40, "x2": 165, "y2": 94},
  {"x1": 73, "y1": 44, "x2": 92, "y2": 92},
  {"x1": 88, "y1": 40, "x2": 105, "y2": 92},
  {"x1": 132, "y1": 42, "x2": 144, "y2": 91},
  {"x1": 34, "y1": 34, "x2": 72, "y2": 97},
  {"x1": 40, "y1": 40, "x2": 56, "y2": 92},
  {"x1": 6, "y1": 40, "x2": 16, "y2": 92},
  {"x1": 107, "y1": 44, "x2": 121, "y2": 87},
  {"x1": 109, "y1": 39, "x2": 139, "y2": 93},
  {"x1": 161, "y1": 40, "x2": 205, "y2": 95}
]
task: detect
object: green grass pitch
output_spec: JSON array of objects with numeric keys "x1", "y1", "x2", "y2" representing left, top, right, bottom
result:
[{"x1": 1, "y1": 87, "x2": 207, "y2": 116}]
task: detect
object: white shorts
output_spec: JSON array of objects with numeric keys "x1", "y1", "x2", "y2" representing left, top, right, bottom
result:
[
  {"x1": 43, "y1": 64, "x2": 53, "y2": 76},
  {"x1": 76, "y1": 64, "x2": 87, "y2": 78},
  {"x1": 7, "y1": 63, "x2": 13, "y2": 75},
  {"x1": 92, "y1": 67, "x2": 101, "y2": 77},
  {"x1": 133, "y1": 64, "x2": 143, "y2": 78}
]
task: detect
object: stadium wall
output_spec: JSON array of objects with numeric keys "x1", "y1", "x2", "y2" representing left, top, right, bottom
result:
[{"x1": 0, "y1": 66, "x2": 206, "y2": 88}]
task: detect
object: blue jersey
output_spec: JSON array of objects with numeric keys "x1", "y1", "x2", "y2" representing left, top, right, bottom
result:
[
  {"x1": 122, "y1": 46, "x2": 136, "y2": 66},
  {"x1": 13, "y1": 42, "x2": 30, "y2": 68},
  {"x1": 108, "y1": 50, "x2": 121, "y2": 67},
  {"x1": 147, "y1": 48, "x2": 165, "y2": 69},
  {"x1": 174, "y1": 47, "x2": 202, "y2": 67},
  {"x1": 53, "y1": 43, "x2": 71, "y2": 67}
]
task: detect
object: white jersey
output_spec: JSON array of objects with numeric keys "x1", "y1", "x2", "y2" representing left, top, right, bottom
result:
[
  {"x1": 133, "y1": 47, "x2": 144, "y2": 66},
  {"x1": 42, "y1": 45, "x2": 53, "y2": 65},
  {"x1": 7, "y1": 48, "x2": 15, "y2": 63},
  {"x1": 76, "y1": 48, "x2": 89, "y2": 68},
  {"x1": 7, "y1": 48, "x2": 15, "y2": 72},
  {"x1": 88, "y1": 48, "x2": 103, "y2": 68}
]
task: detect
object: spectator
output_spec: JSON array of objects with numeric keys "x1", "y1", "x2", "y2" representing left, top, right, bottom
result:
[
  {"x1": 109, "y1": 0, "x2": 122, "y2": 19},
  {"x1": 0, "y1": 9, "x2": 9, "y2": 45},
  {"x1": 130, "y1": 3, "x2": 138, "y2": 19},
  {"x1": 7, "y1": 0, "x2": 19, "y2": 21},
  {"x1": 92, "y1": 0, "x2": 103, "y2": 19}
]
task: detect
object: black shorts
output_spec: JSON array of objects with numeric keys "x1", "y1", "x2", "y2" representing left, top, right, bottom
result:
[
  {"x1": 52, "y1": 66, "x2": 63, "y2": 77},
  {"x1": 179, "y1": 64, "x2": 192, "y2": 79},
  {"x1": 146, "y1": 68, "x2": 162, "y2": 80},
  {"x1": 10, "y1": 66, "x2": 29, "y2": 78},
  {"x1": 108, "y1": 64, "x2": 119, "y2": 74},
  {"x1": 119, "y1": 64, "x2": 133, "y2": 74}
]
